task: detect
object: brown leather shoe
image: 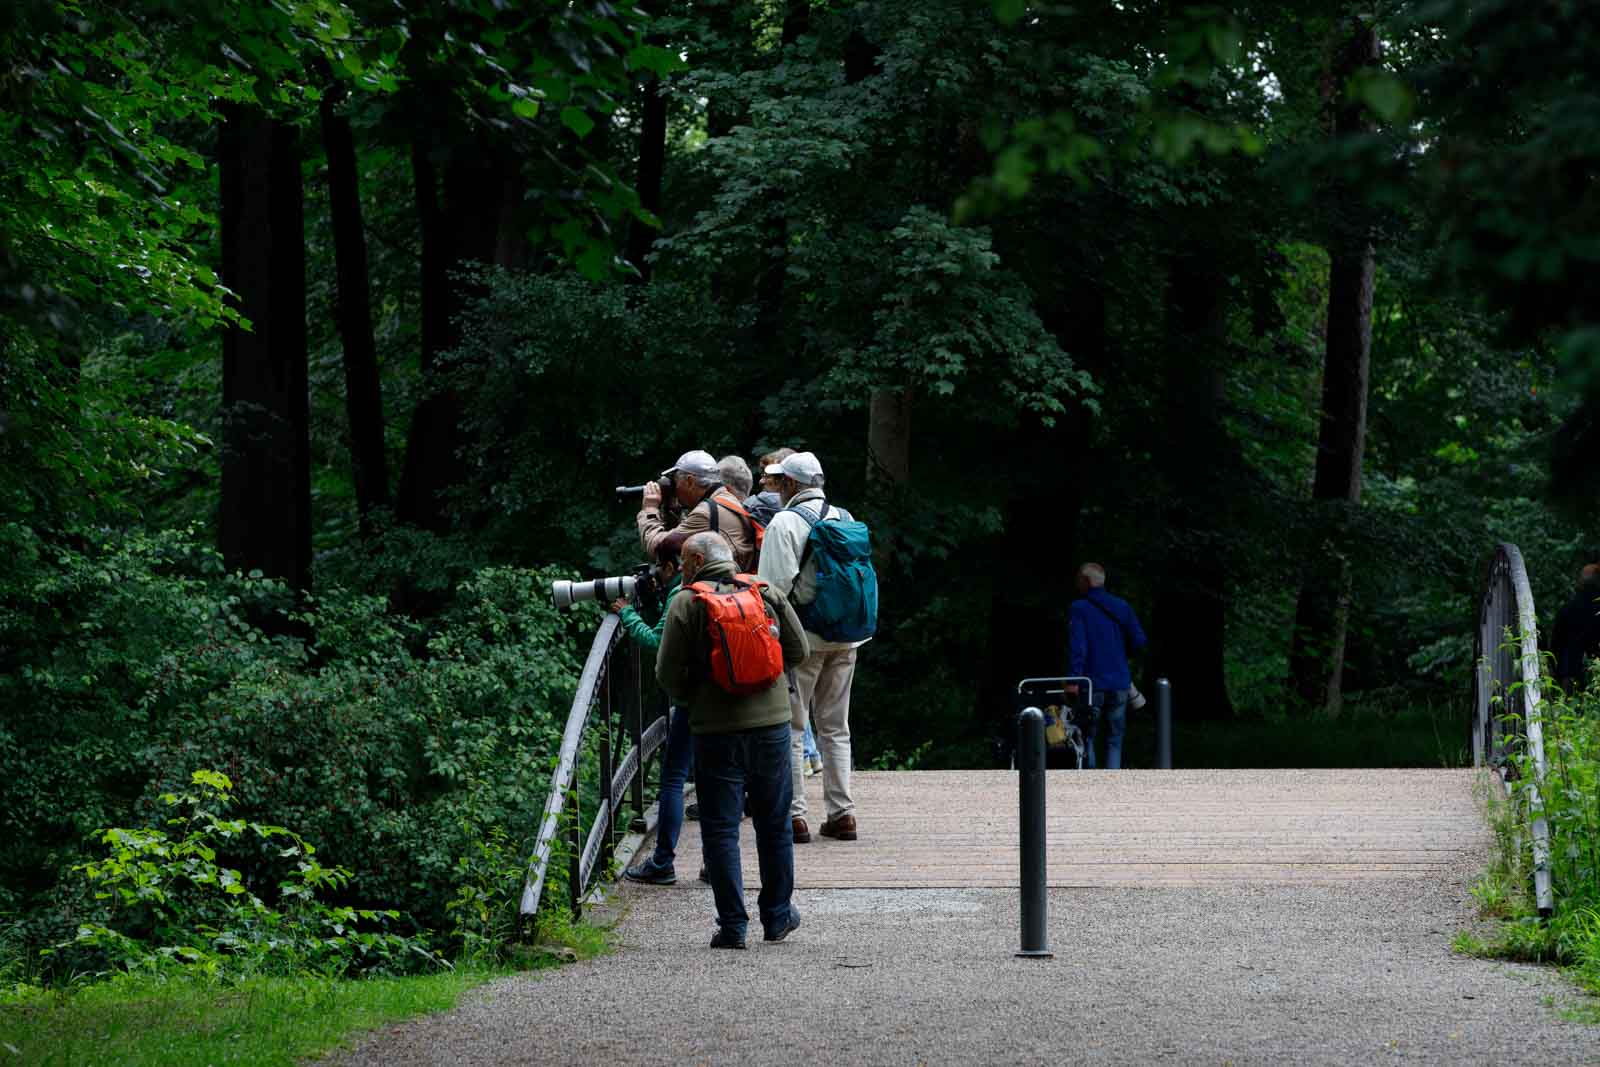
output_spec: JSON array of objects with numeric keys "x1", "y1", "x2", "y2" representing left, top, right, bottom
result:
[
  {"x1": 792, "y1": 817, "x2": 811, "y2": 843},
  {"x1": 819, "y1": 813, "x2": 857, "y2": 840}
]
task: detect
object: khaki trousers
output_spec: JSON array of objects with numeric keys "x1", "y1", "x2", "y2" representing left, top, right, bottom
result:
[{"x1": 787, "y1": 645, "x2": 857, "y2": 821}]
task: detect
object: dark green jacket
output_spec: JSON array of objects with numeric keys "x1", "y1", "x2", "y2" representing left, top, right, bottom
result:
[
  {"x1": 618, "y1": 576, "x2": 680, "y2": 655},
  {"x1": 655, "y1": 560, "x2": 809, "y2": 735}
]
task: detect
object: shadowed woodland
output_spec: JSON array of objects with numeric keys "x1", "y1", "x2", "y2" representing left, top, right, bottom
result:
[{"x1": 4, "y1": 0, "x2": 1600, "y2": 975}]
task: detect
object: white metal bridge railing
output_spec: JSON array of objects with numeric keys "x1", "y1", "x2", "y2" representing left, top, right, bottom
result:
[{"x1": 1471, "y1": 542, "x2": 1553, "y2": 917}]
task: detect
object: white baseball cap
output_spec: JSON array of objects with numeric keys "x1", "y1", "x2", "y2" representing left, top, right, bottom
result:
[
  {"x1": 769, "y1": 450, "x2": 823, "y2": 486},
  {"x1": 661, "y1": 450, "x2": 721, "y2": 481}
]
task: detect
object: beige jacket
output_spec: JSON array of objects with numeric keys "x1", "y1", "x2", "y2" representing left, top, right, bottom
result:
[{"x1": 637, "y1": 486, "x2": 758, "y2": 571}]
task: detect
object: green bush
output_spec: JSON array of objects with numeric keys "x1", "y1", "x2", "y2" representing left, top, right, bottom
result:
[
  {"x1": 1470, "y1": 659, "x2": 1600, "y2": 996},
  {"x1": 0, "y1": 525, "x2": 590, "y2": 979},
  {"x1": 57, "y1": 770, "x2": 436, "y2": 979}
]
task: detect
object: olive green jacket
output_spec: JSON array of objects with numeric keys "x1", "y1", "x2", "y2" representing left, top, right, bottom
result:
[{"x1": 655, "y1": 560, "x2": 810, "y2": 735}]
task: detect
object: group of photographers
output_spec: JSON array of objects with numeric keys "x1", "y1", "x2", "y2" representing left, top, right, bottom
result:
[{"x1": 616, "y1": 447, "x2": 866, "y2": 949}]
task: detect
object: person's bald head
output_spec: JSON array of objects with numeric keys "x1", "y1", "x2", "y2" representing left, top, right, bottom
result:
[{"x1": 681, "y1": 531, "x2": 733, "y2": 583}]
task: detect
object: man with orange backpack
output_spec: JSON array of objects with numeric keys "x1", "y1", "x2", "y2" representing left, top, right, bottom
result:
[{"x1": 655, "y1": 532, "x2": 810, "y2": 949}]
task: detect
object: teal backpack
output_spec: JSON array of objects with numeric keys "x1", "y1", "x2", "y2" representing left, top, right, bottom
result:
[{"x1": 789, "y1": 501, "x2": 878, "y2": 642}]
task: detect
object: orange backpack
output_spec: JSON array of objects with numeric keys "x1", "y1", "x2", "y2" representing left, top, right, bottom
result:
[{"x1": 686, "y1": 574, "x2": 785, "y2": 694}]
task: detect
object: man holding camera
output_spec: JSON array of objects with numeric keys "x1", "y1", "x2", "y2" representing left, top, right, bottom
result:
[
  {"x1": 656, "y1": 532, "x2": 809, "y2": 949},
  {"x1": 638, "y1": 449, "x2": 759, "y2": 571}
]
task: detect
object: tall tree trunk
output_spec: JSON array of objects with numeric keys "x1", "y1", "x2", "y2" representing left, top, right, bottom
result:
[
  {"x1": 1153, "y1": 255, "x2": 1234, "y2": 720},
  {"x1": 395, "y1": 139, "x2": 504, "y2": 532},
  {"x1": 626, "y1": 72, "x2": 667, "y2": 282},
  {"x1": 751, "y1": 2, "x2": 814, "y2": 346},
  {"x1": 866, "y1": 389, "x2": 911, "y2": 489},
  {"x1": 219, "y1": 109, "x2": 311, "y2": 591},
  {"x1": 1288, "y1": 20, "x2": 1380, "y2": 718},
  {"x1": 318, "y1": 83, "x2": 388, "y2": 529}
]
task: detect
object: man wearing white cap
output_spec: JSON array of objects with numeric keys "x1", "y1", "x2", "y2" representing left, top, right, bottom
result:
[
  {"x1": 639, "y1": 449, "x2": 759, "y2": 571},
  {"x1": 758, "y1": 451, "x2": 867, "y2": 843}
]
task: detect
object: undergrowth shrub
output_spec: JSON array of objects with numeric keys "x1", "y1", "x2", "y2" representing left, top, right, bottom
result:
[
  {"x1": 0, "y1": 526, "x2": 593, "y2": 980},
  {"x1": 53, "y1": 770, "x2": 436, "y2": 979},
  {"x1": 1467, "y1": 654, "x2": 1600, "y2": 995}
]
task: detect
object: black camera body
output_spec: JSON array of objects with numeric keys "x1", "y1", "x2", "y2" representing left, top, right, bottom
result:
[
  {"x1": 630, "y1": 562, "x2": 663, "y2": 622},
  {"x1": 615, "y1": 475, "x2": 676, "y2": 506}
]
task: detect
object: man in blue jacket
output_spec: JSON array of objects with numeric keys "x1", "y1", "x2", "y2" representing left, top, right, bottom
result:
[{"x1": 1068, "y1": 562, "x2": 1148, "y2": 769}]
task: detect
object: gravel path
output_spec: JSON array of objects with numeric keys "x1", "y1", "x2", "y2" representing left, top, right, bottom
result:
[{"x1": 328, "y1": 772, "x2": 1598, "y2": 1065}]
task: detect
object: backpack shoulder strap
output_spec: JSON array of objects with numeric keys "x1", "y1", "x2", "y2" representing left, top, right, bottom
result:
[
  {"x1": 784, "y1": 499, "x2": 830, "y2": 593},
  {"x1": 712, "y1": 492, "x2": 762, "y2": 540},
  {"x1": 785, "y1": 499, "x2": 828, "y2": 526}
]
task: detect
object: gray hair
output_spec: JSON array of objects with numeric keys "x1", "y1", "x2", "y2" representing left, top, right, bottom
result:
[
  {"x1": 684, "y1": 531, "x2": 734, "y2": 565},
  {"x1": 719, "y1": 455, "x2": 753, "y2": 497},
  {"x1": 1078, "y1": 563, "x2": 1106, "y2": 588}
]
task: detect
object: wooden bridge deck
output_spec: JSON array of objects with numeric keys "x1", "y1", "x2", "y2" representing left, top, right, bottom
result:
[{"x1": 680, "y1": 768, "x2": 1488, "y2": 889}]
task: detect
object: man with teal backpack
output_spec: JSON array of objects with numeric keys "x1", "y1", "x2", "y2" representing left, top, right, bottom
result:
[{"x1": 757, "y1": 451, "x2": 878, "y2": 844}]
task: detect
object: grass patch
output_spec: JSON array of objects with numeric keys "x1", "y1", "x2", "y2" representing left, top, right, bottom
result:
[
  {"x1": 0, "y1": 913, "x2": 615, "y2": 1066},
  {"x1": 0, "y1": 969, "x2": 500, "y2": 1066}
]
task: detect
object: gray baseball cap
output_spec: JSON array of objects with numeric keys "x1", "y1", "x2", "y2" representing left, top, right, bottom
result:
[{"x1": 661, "y1": 449, "x2": 721, "y2": 481}]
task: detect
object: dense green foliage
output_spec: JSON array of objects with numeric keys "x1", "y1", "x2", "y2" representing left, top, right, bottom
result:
[
  {"x1": 3, "y1": 0, "x2": 1599, "y2": 1008},
  {"x1": 1459, "y1": 666, "x2": 1600, "y2": 999}
]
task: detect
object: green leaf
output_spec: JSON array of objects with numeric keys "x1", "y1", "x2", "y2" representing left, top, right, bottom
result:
[
  {"x1": 560, "y1": 107, "x2": 595, "y2": 139},
  {"x1": 994, "y1": 0, "x2": 1026, "y2": 26},
  {"x1": 1349, "y1": 70, "x2": 1413, "y2": 124},
  {"x1": 513, "y1": 98, "x2": 540, "y2": 120}
]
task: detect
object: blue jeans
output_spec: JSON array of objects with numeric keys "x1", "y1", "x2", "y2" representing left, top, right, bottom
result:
[
  {"x1": 802, "y1": 720, "x2": 820, "y2": 762},
  {"x1": 1085, "y1": 688, "x2": 1129, "y2": 770},
  {"x1": 694, "y1": 721, "x2": 796, "y2": 940},
  {"x1": 646, "y1": 706, "x2": 693, "y2": 870}
]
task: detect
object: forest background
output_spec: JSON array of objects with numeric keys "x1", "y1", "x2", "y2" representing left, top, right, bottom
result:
[{"x1": 3, "y1": 0, "x2": 1600, "y2": 975}]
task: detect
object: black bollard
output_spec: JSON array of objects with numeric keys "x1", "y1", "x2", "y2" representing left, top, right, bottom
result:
[
  {"x1": 1156, "y1": 678, "x2": 1172, "y2": 770},
  {"x1": 1016, "y1": 707, "x2": 1052, "y2": 959}
]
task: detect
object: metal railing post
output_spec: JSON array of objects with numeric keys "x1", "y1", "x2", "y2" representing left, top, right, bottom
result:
[
  {"x1": 1016, "y1": 707, "x2": 1052, "y2": 959},
  {"x1": 628, "y1": 641, "x2": 645, "y2": 823},
  {"x1": 1156, "y1": 678, "x2": 1172, "y2": 770},
  {"x1": 597, "y1": 672, "x2": 616, "y2": 876},
  {"x1": 567, "y1": 818, "x2": 582, "y2": 916}
]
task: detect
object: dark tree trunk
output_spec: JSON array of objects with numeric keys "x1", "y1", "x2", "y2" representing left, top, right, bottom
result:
[
  {"x1": 219, "y1": 108, "x2": 311, "y2": 591},
  {"x1": 1288, "y1": 21, "x2": 1380, "y2": 718},
  {"x1": 751, "y1": 3, "x2": 815, "y2": 346},
  {"x1": 319, "y1": 84, "x2": 389, "y2": 529},
  {"x1": 866, "y1": 389, "x2": 911, "y2": 489},
  {"x1": 395, "y1": 138, "x2": 504, "y2": 532},
  {"x1": 1152, "y1": 255, "x2": 1234, "y2": 720},
  {"x1": 626, "y1": 72, "x2": 667, "y2": 282}
]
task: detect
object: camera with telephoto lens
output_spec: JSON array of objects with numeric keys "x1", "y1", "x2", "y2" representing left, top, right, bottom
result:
[
  {"x1": 551, "y1": 574, "x2": 637, "y2": 611},
  {"x1": 614, "y1": 475, "x2": 676, "y2": 505},
  {"x1": 628, "y1": 562, "x2": 663, "y2": 621}
]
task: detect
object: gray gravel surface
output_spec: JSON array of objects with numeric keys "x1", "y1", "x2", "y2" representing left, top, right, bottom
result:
[{"x1": 329, "y1": 861, "x2": 1598, "y2": 1065}]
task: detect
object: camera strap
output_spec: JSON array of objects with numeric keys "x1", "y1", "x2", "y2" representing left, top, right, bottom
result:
[{"x1": 1084, "y1": 596, "x2": 1132, "y2": 656}]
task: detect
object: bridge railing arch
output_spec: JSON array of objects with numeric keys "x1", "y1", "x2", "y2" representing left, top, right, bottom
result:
[
  {"x1": 519, "y1": 612, "x2": 669, "y2": 922},
  {"x1": 1471, "y1": 542, "x2": 1553, "y2": 916}
]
